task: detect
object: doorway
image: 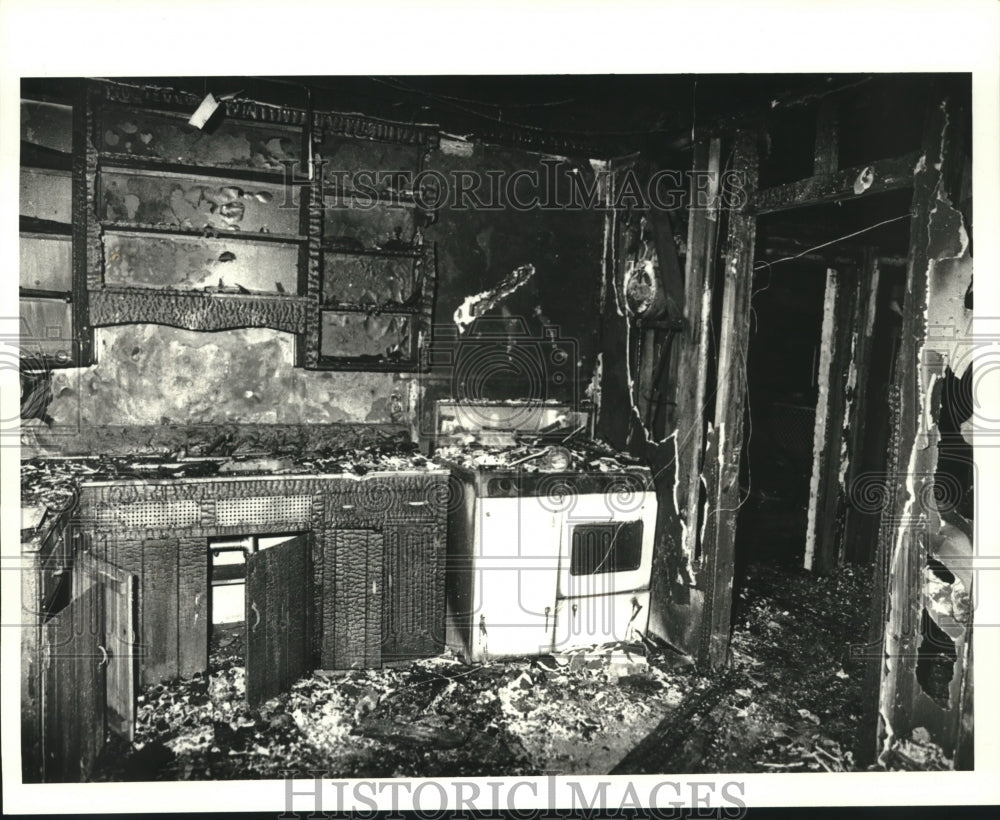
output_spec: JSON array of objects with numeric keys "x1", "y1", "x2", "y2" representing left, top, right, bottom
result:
[
  {"x1": 734, "y1": 258, "x2": 828, "y2": 572},
  {"x1": 733, "y1": 189, "x2": 911, "y2": 587}
]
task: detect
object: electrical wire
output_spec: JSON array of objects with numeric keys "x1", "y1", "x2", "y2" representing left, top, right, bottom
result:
[
  {"x1": 588, "y1": 522, "x2": 627, "y2": 576},
  {"x1": 712, "y1": 213, "x2": 911, "y2": 519},
  {"x1": 752, "y1": 213, "x2": 912, "y2": 273}
]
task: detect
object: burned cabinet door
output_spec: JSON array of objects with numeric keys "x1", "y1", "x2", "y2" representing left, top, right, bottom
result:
[
  {"x1": 245, "y1": 535, "x2": 312, "y2": 707},
  {"x1": 317, "y1": 529, "x2": 384, "y2": 670},
  {"x1": 72, "y1": 552, "x2": 139, "y2": 742},
  {"x1": 382, "y1": 525, "x2": 445, "y2": 664},
  {"x1": 102, "y1": 567, "x2": 138, "y2": 741},
  {"x1": 39, "y1": 585, "x2": 105, "y2": 782}
]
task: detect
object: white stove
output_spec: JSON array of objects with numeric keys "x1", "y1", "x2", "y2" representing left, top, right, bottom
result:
[{"x1": 433, "y1": 400, "x2": 657, "y2": 661}]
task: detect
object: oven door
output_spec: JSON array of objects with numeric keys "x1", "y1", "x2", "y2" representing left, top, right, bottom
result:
[{"x1": 557, "y1": 492, "x2": 656, "y2": 600}]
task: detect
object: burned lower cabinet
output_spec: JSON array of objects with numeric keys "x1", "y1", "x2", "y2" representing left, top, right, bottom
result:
[
  {"x1": 73, "y1": 471, "x2": 448, "y2": 692},
  {"x1": 314, "y1": 485, "x2": 447, "y2": 670},
  {"x1": 21, "y1": 539, "x2": 139, "y2": 783},
  {"x1": 313, "y1": 523, "x2": 446, "y2": 671},
  {"x1": 86, "y1": 534, "x2": 207, "y2": 687},
  {"x1": 311, "y1": 522, "x2": 444, "y2": 669},
  {"x1": 382, "y1": 524, "x2": 445, "y2": 663}
]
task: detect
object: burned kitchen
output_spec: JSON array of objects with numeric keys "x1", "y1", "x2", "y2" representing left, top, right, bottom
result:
[{"x1": 15, "y1": 73, "x2": 975, "y2": 783}]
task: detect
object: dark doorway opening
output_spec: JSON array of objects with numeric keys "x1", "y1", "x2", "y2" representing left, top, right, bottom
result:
[
  {"x1": 734, "y1": 257, "x2": 827, "y2": 570},
  {"x1": 733, "y1": 190, "x2": 911, "y2": 588}
]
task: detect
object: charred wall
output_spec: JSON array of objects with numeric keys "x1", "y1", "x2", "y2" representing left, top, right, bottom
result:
[
  {"x1": 22, "y1": 107, "x2": 604, "y2": 453},
  {"x1": 419, "y1": 143, "x2": 604, "y2": 443}
]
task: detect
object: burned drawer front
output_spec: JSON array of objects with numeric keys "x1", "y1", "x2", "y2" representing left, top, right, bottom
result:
[
  {"x1": 323, "y1": 477, "x2": 447, "y2": 527},
  {"x1": 215, "y1": 495, "x2": 312, "y2": 529}
]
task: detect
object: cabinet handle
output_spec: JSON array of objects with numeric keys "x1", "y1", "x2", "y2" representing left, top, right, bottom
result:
[
  {"x1": 407, "y1": 500, "x2": 428, "y2": 507},
  {"x1": 544, "y1": 606, "x2": 551, "y2": 630},
  {"x1": 341, "y1": 503, "x2": 355, "y2": 510},
  {"x1": 97, "y1": 645, "x2": 109, "y2": 668},
  {"x1": 250, "y1": 601, "x2": 261, "y2": 631}
]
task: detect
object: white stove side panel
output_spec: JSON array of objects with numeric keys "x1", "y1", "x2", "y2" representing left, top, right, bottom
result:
[{"x1": 470, "y1": 496, "x2": 561, "y2": 660}]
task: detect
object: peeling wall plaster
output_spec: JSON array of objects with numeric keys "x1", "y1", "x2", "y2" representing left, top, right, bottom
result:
[{"x1": 878, "y1": 100, "x2": 974, "y2": 763}]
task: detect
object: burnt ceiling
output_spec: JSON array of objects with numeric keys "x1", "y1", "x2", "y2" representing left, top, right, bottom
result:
[
  {"x1": 27, "y1": 73, "x2": 964, "y2": 161},
  {"x1": 77, "y1": 73, "x2": 947, "y2": 159}
]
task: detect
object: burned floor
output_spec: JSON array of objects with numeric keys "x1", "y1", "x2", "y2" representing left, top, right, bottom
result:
[{"x1": 89, "y1": 559, "x2": 932, "y2": 780}]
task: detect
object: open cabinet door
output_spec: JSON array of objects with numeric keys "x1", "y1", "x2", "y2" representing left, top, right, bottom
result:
[
  {"x1": 40, "y1": 585, "x2": 105, "y2": 782},
  {"x1": 245, "y1": 535, "x2": 312, "y2": 707},
  {"x1": 36, "y1": 551, "x2": 138, "y2": 782},
  {"x1": 73, "y1": 552, "x2": 139, "y2": 742}
]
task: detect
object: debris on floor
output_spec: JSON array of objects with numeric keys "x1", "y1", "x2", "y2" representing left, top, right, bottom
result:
[
  {"x1": 882, "y1": 727, "x2": 954, "y2": 771},
  {"x1": 92, "y1": 560, "x2": 931, "y2": 780},
  {"x1": 93, "y1": 625, "x2": 692, "y2": 780}
]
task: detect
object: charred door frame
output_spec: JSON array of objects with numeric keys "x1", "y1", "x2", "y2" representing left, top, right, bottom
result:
[
  {"x1": 695, "y1": 89, "x2": 963, "y2": 671},
  {"x1": 868, "y1": 92, "x2": 973, "y2": 766}
]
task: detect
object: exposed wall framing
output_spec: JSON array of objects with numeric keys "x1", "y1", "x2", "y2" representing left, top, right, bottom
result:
[
  {"x1": 697, "y1": 129, "x2": 758, "y2": 668},
  {"x1": 804, "y1": 263, "x2": 862, "y2": 573},
  {"x1": 647, "y1": 137, "x2": 722, "y2": 655}
]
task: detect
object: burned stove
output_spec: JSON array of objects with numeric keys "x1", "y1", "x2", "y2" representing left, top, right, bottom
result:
[{"x1": 433, "y1": 400, "x2": 657, "y2": 662}]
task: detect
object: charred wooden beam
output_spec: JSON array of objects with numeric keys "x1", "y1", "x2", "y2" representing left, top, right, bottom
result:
[
  {"x1": 839, "y1": 249, "x2": 882, "y2": 566},
  {"x1": 698, "y1": 130, "x2": 758, "y2": 669},
  {"x1": 646, "y1": 206, "x2": 685, "y2": 322},
  {"x1": 804, "y1": 264, "x2": 860, "y2": 573},
  {"x1": 874, "y1": 91, "x2": 973, "y2": 766},
  {"x1": 752, "y1": 150, "x2": 920, "y2": 215},
  {"x1": 679, "y1": 138, "x2": 720, "y2": 561},
  {"x1": 645, "y1": 138, "x2": 722, "y2": 656}
]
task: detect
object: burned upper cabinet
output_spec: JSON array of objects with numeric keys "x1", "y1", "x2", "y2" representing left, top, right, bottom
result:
[
  {"x1": 97, "y1": 104, "x2": 303, "y2": 171},
  {"x1": 19, "y1": 83, "x2": 88, "y2": 369},
  {"x1": 85, "y1": 82, "x2": 313, "y2": 337},
  {"x1": 304, "y1": 111, "x2": 438, "y2": 371},
  {"x1": 79, "y1": 79, "x2": 439, "y2": 372}
]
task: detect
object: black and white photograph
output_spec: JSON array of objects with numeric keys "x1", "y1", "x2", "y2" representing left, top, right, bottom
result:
[{"x1": 2, "y1": 1, "x2": 998, "y2": 815}]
